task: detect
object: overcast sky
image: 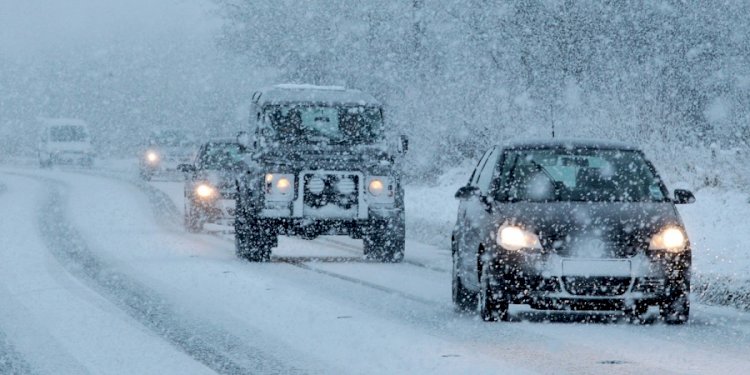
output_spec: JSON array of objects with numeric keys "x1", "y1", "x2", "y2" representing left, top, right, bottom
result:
[{"x1": 0, "y1": 0, "x2": 217, "y2": 57}]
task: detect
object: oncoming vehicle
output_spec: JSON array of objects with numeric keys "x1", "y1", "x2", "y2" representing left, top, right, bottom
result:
[
  {"x1": 234, "y1": 84, "x2": 408, "y2": 262},
  {"x1": 179, "y1": 139, "x2": 244, "y2": 232},
  {"x1": 139, "y1": 129, "x2": 196, "y2": 180},
  {"x1": 38, "y1": 118, "x2": 94, "y2": 167},
  {"x1": 451, "y1": 140, "x2": 695, "y2": 324}
]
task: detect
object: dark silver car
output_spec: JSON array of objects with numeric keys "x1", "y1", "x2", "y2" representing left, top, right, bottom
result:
[
  {"x1": 179, "y1": 139, "x2": 244, "y2": 232},
  {"x1": 451, "y1": 140, "x2": 695, "y2": 324}
]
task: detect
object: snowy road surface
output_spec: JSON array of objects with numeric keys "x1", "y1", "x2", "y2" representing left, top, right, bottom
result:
[{"x1": 1, "y1": 167, "x2": 749, "y2": 374}]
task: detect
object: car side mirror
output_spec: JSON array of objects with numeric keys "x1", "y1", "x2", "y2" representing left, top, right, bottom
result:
[
  {"x1": 455, "y1": 185, "x2": 480, "y2": 200},
  {"x1": 673, "y1": 189, "x2": 695, "y2": 204},
  {"x1": 399, "y1": 135, "x2": 409, "y2": 154},
  {"x1": 177, "y1": 164, "x2": 196, "y2": 173}
]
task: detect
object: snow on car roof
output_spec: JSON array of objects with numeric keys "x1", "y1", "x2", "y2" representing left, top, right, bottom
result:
[
  {"x1": 38, "y1": 117, "x2": 88, "y2": 127},
  {"x1": 254, "y1": 84, "x2": 381, "y2": 106},
  {"x1": 503, "y1": 138, "x2": 640, "y2": 151}
]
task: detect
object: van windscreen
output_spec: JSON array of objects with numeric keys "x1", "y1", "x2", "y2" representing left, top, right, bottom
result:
[{"x1": 51, "y1": 126, "x2": 87, "y2": 142}]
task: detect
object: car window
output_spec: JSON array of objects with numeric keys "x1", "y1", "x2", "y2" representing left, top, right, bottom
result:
[
  {"x1": 476, "y1": 148, "x2": 500, "y2": 194},
  {"x1": 198, "y1": 143, "x2": 244, "y2": 169},
  {"x1": 499, "y1": 148, "x2": 667, "y2": 202},
  {"x1": 469, "y1": 149, "x2": 493, "y2": 186}
]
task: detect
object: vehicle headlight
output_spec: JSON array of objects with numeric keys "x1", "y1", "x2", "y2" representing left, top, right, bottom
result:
[
  {"x1": 195, "y1": 183, "x2": 216, "y2": 199},
  {"x1": 368, "y1": 178, "x2": 385, "y2": 196},
  {"x1": 264, "y1": 173, "x2": 295, "y2": 201},
  {"x1": 497, "y1": 224, "x2": 541, "y2": 251},
  {"x1": 146, "y1": 151, "x2": 159, "y2": 164},
  {"x1": 649, "y1": 226, "x2": 687, "y2": 252}
]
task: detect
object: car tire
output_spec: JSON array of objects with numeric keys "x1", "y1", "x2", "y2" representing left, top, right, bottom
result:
[
  {"x1": 452, "y1": 247, "x2": 478, "y2": 312},
  {"x1": 363, "y1": 217, "x2": 405, "y2": 263},
  {"x1": 184, "y1": 202, "x2": 203, "y2": 233},
  {"x1": 234, "y1": 216, "x2": 273, "y2": 262},
  {"x1": 479, "y1": 261, "x2": 510, "y2": 322},
  {"x1": 659, "y1": 283, "x2": 690, "y2": 325}
]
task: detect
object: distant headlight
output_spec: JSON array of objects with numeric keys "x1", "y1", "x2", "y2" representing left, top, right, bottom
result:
[
  {"x1": 146, "y1": 151, "x2": 159, "y2": 164},
  {"x1": 195, "y1": 183, "x2": 216, "y2": 199},
  {"x1": 649, "y1": 226, "x2": 687, "y2": 252},
  {"x1": 497, "y1": 224, "x2": 542, "y2": 251}
]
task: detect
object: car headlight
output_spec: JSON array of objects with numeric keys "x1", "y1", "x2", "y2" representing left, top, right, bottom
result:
[
  {"x1": 195, "y1": 183, "x2": 216, "y2": 199},
  {"x1": 497, "y1": 224, "x2": 542, "y2": 251},
  {"x1": 264, "y1": 173, "x2": 294, "y2": 200},
  {"x1": 146, "y1": 151, "x2": 159, "y2": 164},
  {"x1": 368, "y1": 178, "x2": 385, "y2": 196},
  {"x1": 649, "y1": 226, "x2": 687, "y2": 252}
]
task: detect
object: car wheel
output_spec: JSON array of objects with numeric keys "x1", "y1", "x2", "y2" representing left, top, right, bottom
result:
[
  {"x1": 452, "y1": 248, "x2": 478, "y2": 312},
  {"x1": 479, "y1": 261, "x2": 509, "y2": 322},
  {"x1": 659, "y1": 284, "x2": 690, "y2": 325},
  {"x1": 184, "y1": 202, "x2": 203, "y2": 233},
  {"x1": 363, "y1": 218, "x2": 405, "y2": 263},
  {"x1": 234, "y1": 217, "x2": 273, "y2": 262}
]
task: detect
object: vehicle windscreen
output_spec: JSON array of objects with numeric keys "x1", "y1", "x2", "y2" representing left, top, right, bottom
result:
[
  {"x1": 265, "y1": 104, "x2": 383, "y2": 144},
  {"x1": 500, "y1": 148, "x2": 667, "y2": 202},
  {"x1": 150, "y1": 131, "x2": 190, "y2": 148},
  {"x1": 50, "y1": 126, "x2": 87, "y2": 142},
  {"x1": 199, "y1": 143, "x2": 244, "y2": 169}
]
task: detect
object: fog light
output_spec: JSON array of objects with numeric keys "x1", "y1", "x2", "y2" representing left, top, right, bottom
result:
[
  {"x1": 308, "y1": 177, "x2": 325, "y2": 194},
  {"x1": 337, "y1": 177, "x2": 356, "y2": 194}
]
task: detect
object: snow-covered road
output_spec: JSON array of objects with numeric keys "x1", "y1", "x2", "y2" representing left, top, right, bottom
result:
[{"x1": 1, "y1": 166, "x2": 750, "y2": 374}]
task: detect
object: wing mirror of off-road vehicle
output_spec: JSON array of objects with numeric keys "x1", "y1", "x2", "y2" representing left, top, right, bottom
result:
[
  {"x1": 399, "y1": 135, "x2": 409, "y2": 154},
  {"x1": 177, "y1": 164, "x2": 196, "y2": 173},
  {"x1": 236, "y1": 131, "x2": 252, "y2": 151}
]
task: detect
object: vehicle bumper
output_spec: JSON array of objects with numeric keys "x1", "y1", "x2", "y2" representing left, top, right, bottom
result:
[
  {"x1": 490, "y1": 249, "x2": 690, "y2": 309},
  {"x1": 193, "y1": 198, "x2": 236, "y2": 225}
]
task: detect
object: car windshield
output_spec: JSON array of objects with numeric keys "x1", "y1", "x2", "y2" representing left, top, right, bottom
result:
[
  {"x1": 501, "y1": 148, "x2": 667, "y2": 202},
  {"x1": 50, "y1": 125, "x2": 87, "y2": 142},
  {"x1": 265, "y1": 104, "x2": 383, "y2": 144},
  {"x1": 199, "y1": 143, "x2": 244, "y2": 169},
  {"x1": 149, "y1": 131, "x2": 190, "y2": 148}
]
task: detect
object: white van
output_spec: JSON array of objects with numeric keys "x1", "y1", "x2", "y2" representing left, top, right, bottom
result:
[{"x1": 38, "y1": 119, "x2": 94, "y2": 167}]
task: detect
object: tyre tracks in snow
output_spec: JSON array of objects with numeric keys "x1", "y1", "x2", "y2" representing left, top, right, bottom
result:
[{"x1": 14, "y1": 171, "x2": 305, "y2": 375}]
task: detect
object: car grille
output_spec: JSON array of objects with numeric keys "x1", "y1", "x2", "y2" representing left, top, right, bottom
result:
[
  {"x1": 561, "y1": 276, "x2": 632, "y2": 296},
  {"x1": 303, "y1": 173, "x2": 359, "y2": 209},
  {"x1": 547, "y1": 234, "x2": 647, "y2": 258}
]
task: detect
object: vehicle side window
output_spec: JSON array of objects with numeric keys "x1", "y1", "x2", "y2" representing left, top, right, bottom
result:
[
  {"x1": 468, "y1": 149, "x2": 492, "y2": 186},
  {"x1": 476, "y1": 149, "x2": 500, "y2": 194}
]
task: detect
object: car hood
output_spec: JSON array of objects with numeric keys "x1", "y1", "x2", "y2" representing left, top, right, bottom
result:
[
  {"x1": 261, "y1": 143, "x2": 395, "y2": 172},
  {"x1": 493, "y1": 201, "x2": 684, "y2": 258}
]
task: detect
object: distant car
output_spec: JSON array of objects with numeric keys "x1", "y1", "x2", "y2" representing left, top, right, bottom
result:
[
  {"x1": 38, "y1": 118, "x2": 94, "y2": 167},
  {"x1": 451, "y1": 140, "x2": 695, "y2": 324},
  {"x1": 139, "y1": 129, "x2": 197, "y2": 180},
  {"x1": 179, "y1": 139, "x2": 245, "y2": 232}
]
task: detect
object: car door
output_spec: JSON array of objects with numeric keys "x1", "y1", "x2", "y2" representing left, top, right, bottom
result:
[{"x1": 459, "y1": 147, "x2": 501, "y2": 288}]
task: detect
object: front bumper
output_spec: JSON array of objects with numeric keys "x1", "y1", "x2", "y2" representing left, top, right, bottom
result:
[
  {"x1": 193, "y1": 198, "x2": 236, "y2": 225},
  {"x1": 490, "y1": 249, "x2": 690, "y2": 309}
]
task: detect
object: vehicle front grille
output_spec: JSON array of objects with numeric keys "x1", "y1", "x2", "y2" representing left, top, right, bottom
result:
[
  {"x1": 303, "y1": 173, "x2": 359, "y2": 209},
  {"x1": 562, "y1": 276, "x2": 632, "y2": 296}
]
